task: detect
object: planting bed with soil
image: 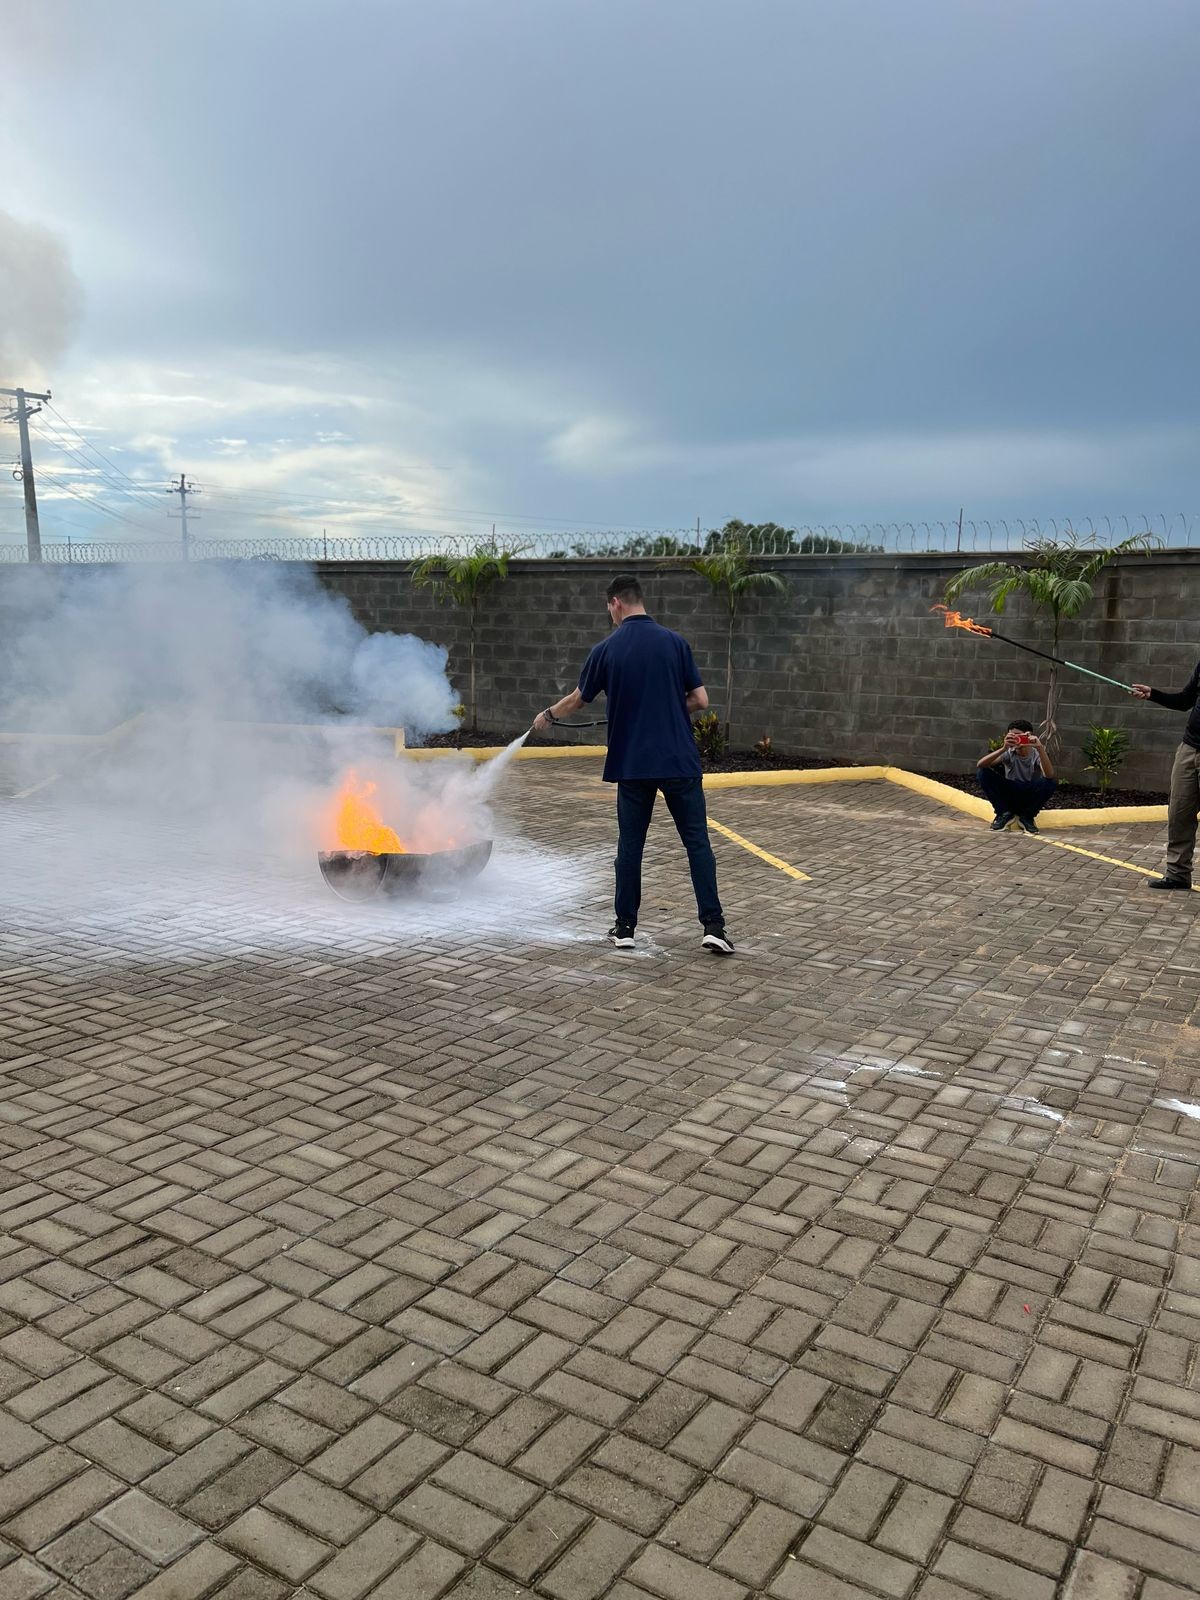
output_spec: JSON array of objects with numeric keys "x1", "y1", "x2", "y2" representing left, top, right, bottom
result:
[
  {"x1": 920, "y1": 769, "x2": 1167, "y2": 809},
  {"x1": 415, "y1": 730, "x2": 1166, "y2": 807},
  {"x1": 421, "y1": 729, "x2": 566, "y2": 750}
]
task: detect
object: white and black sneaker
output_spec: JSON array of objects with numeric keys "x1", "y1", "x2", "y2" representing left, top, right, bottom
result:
[
  {"x1": 702, "y1": 924, "x2": 735, "y2": 956},
  {"x1": 608, "y1": 922, "x2": 636, "y2": 948}
]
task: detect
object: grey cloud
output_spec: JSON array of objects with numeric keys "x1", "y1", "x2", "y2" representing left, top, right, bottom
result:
[{"x1": 3, "y1": 0, "x2": 1198, "y2": 528}]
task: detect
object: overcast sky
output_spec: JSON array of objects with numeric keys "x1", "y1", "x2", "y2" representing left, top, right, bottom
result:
[{"x1": 1, "y1": 0, "x2": 1197, "y2": 547}]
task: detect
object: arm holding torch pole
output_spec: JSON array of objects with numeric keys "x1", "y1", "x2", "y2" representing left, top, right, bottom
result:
[
  {"x1": 1130, "y1": 664, "x2": 1200, "y2": 709},
  {"x1": 932, "y1": 606, "x2": 1133, "y2": 693},
  {"x1": 986, "y1": 629, "x2": 1133, "y2": 694}
]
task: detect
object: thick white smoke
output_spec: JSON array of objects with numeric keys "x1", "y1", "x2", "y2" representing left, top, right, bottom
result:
[
  {"x1": 0, "y1": 211, "x2": 83, "y2": 381},
  {"x1": 0, "y1": 559, "x2": 491, "y2": 865},
  {"x1": 0, "y1": 561, "x2": 459, "y2": 735},
  {"x1": 0, "y1": 560, "x2": 602, "y2": 949}
]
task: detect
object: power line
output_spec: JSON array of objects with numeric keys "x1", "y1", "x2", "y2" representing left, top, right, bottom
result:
[
  {"x1": 43, "y1": 402, "x2": 166, "y2": 506},
  {"x1": 33, "y1": 434, "x2": 164, "y2": 512},
  {"x1": 35, "y1": 470, "x2": 161, "y2": 532},
  {"x1": 25, "y1": 408, "x2": 690, "y2": 541},
  {"x1": 4, "y1": 506, "x2": 107, "y2": 535},
  {"x1": 29, "y1": 416, "x2": 165, "y2": 512},
  {"x1": 27, "y1": 403, "x2": 679, "y2": 535}
]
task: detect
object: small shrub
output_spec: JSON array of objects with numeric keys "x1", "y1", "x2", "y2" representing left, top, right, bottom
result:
[
  {"x1": 753, "y1": 733, "x2": 778, "y2": 761},
  {"x1": 1082, "y1": 725, "x2": 1130, "y2": 792},
  {"x1": 693, "y1": 711, "x2": 727, "y2": 763}
]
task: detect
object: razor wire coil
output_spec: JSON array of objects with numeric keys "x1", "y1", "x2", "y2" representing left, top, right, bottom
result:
[{"x1": 0, "y1": 515, "x2": 1195, "y2": 564}]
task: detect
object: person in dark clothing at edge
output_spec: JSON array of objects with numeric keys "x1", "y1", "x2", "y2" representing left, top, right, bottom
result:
[
  {"x1": 532, "y1": 575, "x2": 734, "y2": 954},
  {"x1": 1132, "y1": 665, "x2": 1200, "y2": 890}
]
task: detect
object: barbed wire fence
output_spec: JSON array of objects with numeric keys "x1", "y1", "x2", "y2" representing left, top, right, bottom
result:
[{"x1": 0, "y1": 514, "x2": 1196, "y2": 565}]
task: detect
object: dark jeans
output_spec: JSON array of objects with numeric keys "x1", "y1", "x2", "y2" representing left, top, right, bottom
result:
[
  {"x1": 1165, "y1": 742, "x2": 1200, "y2": 882},
  {"x1": 615, "y1": 778, "x2": 724, "y2": 928},
  {"x1": 978, "y1": 766, "x2": 1057, "y2": 820}
]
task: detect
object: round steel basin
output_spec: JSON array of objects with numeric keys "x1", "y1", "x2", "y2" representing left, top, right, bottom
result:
[{"x1": 317, "y1": 840, "x2": 493, "y2": 902}]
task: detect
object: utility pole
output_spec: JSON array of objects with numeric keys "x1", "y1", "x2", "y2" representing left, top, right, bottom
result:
[
  {"x1": 1, "y1": 385, "x2": 51, "y2": 562},
  {"x1": 168, "y1": 473, "x2": 200, "y2": 558}
]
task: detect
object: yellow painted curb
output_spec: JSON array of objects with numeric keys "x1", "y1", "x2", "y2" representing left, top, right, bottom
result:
[
  {"x1": 400, "y1": 744, "x2": 609, "y2": 762},
  {"x1": 699, "y1": 763, "x2": 1166, "y2": 829},
  {"x1": 5, "y1": 714, "x2": 148, "y2": 802},
  {"x1": 703, "y1": 765, "x2": 888, "y2": 789},
  {"x1": 0, "y1": 731, "x2": 106, "y2": 746},
  {"x1": 1032, "y1": 803, "x2": 1168, "y2": 828},
  {"x1": 883, "y1": 767, "x2": 992, "y2": 820},
  {"x1": 0, "y1": 712, "x2": 148, "y2": 749}
]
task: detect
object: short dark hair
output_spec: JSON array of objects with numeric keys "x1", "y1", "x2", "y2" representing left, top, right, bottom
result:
[
  {"x1": 606, "y1": 575, "x2": 643, "y2": 604},
  {"x1": 1007, "y1": 719, "x2": 1035, "y2": 733}
]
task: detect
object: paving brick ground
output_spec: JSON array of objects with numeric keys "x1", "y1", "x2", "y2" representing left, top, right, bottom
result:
[{"x1": 1, "y1": 764, "x2": 1198, "y2": 1600}]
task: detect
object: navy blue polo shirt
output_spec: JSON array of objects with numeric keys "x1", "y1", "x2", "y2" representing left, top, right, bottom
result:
[{"x1": 577, "y1": 615, "x2": 704, "y2": 782}]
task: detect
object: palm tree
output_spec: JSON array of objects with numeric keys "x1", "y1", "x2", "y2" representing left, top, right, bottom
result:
[
  {"x1": 689, "y1": 540, "x2": 788, "y2": 743},
  {"x1": 411, "y1": 545, "x2": 515, "y2": 732},
  {"x1": 944, "y1": 528, "x2": 1158, "y2": 750}
]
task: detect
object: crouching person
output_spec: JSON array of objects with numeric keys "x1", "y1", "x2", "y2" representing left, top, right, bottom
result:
[{"x1": 977, "y1": 719, "x2": 1057, "y2": 834}]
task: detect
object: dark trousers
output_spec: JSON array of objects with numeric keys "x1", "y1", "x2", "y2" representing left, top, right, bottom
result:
[
  {"x1": 615, "y1": 778, "x2": 724, "y2": 928},
  {"x1": 978, "y1": 766, "x2": 1057, "y2": 820},
  {"x1": 1165, "y1": 742, "x2": 1200, "y2": 882}
]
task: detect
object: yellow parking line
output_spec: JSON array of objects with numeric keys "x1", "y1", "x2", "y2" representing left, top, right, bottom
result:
[
  {"x1": 1035, "y1": 834, "x2": 1200, "y2": 890},
  {"x1": 708, "y1": 817, "x2": 810, "y2": 882}
]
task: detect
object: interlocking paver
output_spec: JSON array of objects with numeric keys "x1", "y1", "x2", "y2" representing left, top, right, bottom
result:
[
  {"x1": 539, "y1": 1516, "x2": 642, "y2": 1600},
  {"x1": 487, "y1": 1493, "x2": 590, "y2": 1583},
  {"x1": 306, "y1": 1516, "x2": 419, "y2": 1600},
  {"x1": 93, "y1": 1490, "x2": 202, "y2": 1563},
  {"x1": 218, "y1": 1505, "x2": 330, "y2": 1582},
  {"x1": 0, "y1": 1557, "x2": 57, "y2": 1600},
  {"x1": 3, "y1": 772, "x2": 1200, "y2": 1597},
  {"x1": 38, "y1": 1523, "x2": 157, "y2": 1599}
]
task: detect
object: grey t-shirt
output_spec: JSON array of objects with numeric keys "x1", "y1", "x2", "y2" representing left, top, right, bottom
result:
[{"x1": 1000, "y1": 747, "x2": 1043, "y2": 782}]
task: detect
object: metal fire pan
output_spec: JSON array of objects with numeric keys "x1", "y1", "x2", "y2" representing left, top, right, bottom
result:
[{"x1": 318, "y1": 839, "x2": 493, "y2": 901}]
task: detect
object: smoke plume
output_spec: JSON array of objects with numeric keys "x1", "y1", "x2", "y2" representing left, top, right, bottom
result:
[
  {"x1": 0, "y1": 560, "x2": 599, "y2": 948},
  {"x1": 0, "y1": 211, "x2": 83, "y2": 381},
  {"x1": 0, "y1": 559, "x2": 485, "y2": 860}
]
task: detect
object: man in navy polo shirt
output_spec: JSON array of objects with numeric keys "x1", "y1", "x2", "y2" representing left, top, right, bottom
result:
[{"x1": 533, "y1": 574, "x2": 733, "y2": 955}]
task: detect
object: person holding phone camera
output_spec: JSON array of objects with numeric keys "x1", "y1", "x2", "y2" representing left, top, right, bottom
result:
[{"x1": 977, "y1": 719, "x2": 1057, "y2": 834}]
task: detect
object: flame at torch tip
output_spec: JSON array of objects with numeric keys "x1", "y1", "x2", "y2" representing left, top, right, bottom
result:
[
  {"x1": 333, "y1": 769, "x2": 406, "y2": 854},
  {"x1": 931, "y1": 604, "x2": 994, "y2": 637}
]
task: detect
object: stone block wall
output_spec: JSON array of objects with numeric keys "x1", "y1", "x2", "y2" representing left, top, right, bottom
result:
[
  {"x1": 316, "y1": 551, "x2": 1200, "y2": 789},
  {"x1": 0, "y1": 551, "x2": 1195, "y2": 790}
]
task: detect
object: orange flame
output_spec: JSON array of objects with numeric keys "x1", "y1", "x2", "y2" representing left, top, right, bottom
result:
[
  {"x1": 333, "y1": 770, "x2": 406, "y2": 854},
  {"x1": 931, "y1": 603, "x2": 994, "y2": 637}
]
